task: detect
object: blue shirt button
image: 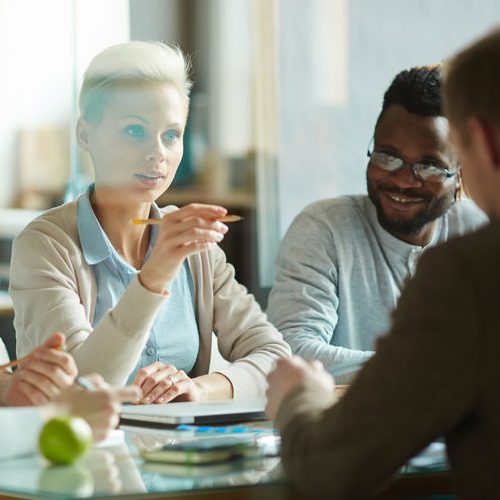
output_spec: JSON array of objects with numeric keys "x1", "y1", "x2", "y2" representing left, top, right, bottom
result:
[{"x1": 146, "y1": 347, "x2": 155, "y2": 356}]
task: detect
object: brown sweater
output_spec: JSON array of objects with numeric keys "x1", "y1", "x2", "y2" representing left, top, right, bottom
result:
[{"x1": 276, "y1": 219, "x2": 500, "y2": 499}]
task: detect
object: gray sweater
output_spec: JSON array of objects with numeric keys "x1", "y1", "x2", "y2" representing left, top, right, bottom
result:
[{"x1": 268, "y1": 195, "x2": 486, "y2": 377}]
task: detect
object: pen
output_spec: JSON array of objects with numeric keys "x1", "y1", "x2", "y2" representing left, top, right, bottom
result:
[{"x1": 75, "y1": 376, "x2": 96, "y2": 391}]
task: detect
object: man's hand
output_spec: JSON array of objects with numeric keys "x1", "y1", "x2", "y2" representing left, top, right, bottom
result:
[
  {"x1": 1, "y1": 332, "x2": 77, "y2": 406},
  {"x1": 265, "y1": 356, "x2": 335, "y2": 420}
]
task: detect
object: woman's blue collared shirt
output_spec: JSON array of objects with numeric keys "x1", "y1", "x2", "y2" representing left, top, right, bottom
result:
[{"x1": 77, "y1": 187, "x2": 200, "y2": 383}]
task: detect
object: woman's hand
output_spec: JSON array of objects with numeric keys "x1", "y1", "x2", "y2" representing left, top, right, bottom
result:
[
  {"x1": 1, "y1": 332, "x2": 77, "y2": 406},
  {"x1": 132, "y1": 361, "x2": 204, "y2": 404},
  {"x1": 139, "y1": 203, "x2": 229, "y2": 294},
  {"x1": 265, "y1": 356, "x2": 335, "y2": 420}
]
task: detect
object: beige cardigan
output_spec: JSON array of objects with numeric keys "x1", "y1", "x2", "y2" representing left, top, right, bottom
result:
[{"x1": 10, "y1": 200, "x2": 290, "y2": 397}]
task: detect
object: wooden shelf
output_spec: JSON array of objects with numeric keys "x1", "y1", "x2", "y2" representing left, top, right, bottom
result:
[
  {"x1": 0, "y1": 291, "x2": 13, "y2": 317},
  {"x1": 158, "y1": 188, "x2": 256, "y2": 209}
]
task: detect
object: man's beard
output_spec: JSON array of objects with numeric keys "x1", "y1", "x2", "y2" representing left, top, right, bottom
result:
[{"x1": 367, "y1": 175, "x2": 455, "y2": 237}]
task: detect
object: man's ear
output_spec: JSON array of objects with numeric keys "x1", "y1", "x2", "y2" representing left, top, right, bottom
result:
[
  {"x1": 76, "y1": 118, "x2": 90, "y2": 151},
  {"x1": 469, "y1": 117, "x2": 500, "y2": 170}
]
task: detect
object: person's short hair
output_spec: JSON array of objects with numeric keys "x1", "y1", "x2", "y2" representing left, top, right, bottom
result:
[
  {"x1": 442, "y1": 27, "x2": 500, "y2": 144},
  {"x1": 79, "y1": 41, "x2": 192, "y2": 124},
  {"x1": 375, "y1": 65, "x2": 442, "y2": 128}
]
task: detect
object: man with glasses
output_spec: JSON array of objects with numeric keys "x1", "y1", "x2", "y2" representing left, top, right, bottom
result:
[
  {"x1": 266, "y1": 28, "x2": 500, "y2": 498},
  {"x1": 268, "y1": 65, "x2": 486, "y2": 379}
]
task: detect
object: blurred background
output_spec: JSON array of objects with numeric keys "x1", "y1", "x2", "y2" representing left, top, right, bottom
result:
[{"x1": 0, "y1": 0, "x2": 499, "y2": 347}]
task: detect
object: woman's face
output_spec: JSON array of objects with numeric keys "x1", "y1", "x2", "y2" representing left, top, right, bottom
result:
[{"x1": 79, "y1": 82, "x2": 188, "y2": 203}]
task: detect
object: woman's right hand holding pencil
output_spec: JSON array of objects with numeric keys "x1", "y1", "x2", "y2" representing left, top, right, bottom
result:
[{"x1": 139, "y1": 203, "x2": 229, "y2": 294}]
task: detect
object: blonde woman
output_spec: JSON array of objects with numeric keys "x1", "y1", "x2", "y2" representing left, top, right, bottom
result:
[{"x1": 10, "y1": 41, "x2": 290, "y2": 404}]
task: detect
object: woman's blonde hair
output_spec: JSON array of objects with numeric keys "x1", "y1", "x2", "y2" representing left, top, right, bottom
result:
[{"x1": 79, "y1": 41, "x2": 192, "y2": 123}]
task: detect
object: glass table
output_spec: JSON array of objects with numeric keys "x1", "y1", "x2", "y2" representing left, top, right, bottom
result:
[{"x1": 0, "y1": 425, "x2": 452, "y2": 499}]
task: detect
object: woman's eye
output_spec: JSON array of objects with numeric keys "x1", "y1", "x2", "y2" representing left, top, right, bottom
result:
[
  {"x1": 163, "y1": 130, "x2": 180, "y2": 142},
  {"x1": 125, "y1": 125, "x2": 145, "y2": 138}
]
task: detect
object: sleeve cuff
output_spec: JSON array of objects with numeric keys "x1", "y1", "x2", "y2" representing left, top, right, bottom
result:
[
  {"x1": 137, "y1": 272, "x2": 171, "y2": 297},
  {"x1": 215, "y1": 362, "x2": 268, "y2": 399}
]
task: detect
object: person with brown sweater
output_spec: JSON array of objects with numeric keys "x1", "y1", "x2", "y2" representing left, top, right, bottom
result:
[{"x1": 266, "y1": 27, "x2": 500, "y2": 499}]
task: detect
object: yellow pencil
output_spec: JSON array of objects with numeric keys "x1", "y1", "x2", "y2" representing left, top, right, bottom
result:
[
  {"x1": 130, "y1": 214, "x2": 243, "y2": 225},
  {"x1": 0, "y1": 355, "x2": 30, "y2": 370},
  {"x1": 0, "y1": 344, "x2": 64, "y2": 371}
]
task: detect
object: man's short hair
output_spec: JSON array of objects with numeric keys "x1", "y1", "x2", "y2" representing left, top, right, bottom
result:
[
  {"x1": 443, "y1": 27, "x2": 500, "y2": 143},
  {"x1": 376, "y1": 65, "x2": 442, "y2": 127}
]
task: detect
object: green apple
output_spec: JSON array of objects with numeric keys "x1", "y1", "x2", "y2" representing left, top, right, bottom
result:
[{"x1": 39, "y1": 416, "x2": 93, "y2": 465}]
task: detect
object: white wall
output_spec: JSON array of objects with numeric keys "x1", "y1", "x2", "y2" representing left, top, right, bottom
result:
[
  {"x1": 129, "y1": 0, "x2": 180, "y2": 44},
  {"x1": 0, "y1": 0, "x2": 72, "y2": 206},
  {"x1": 0, "y1": 0, "x2": 129, "y2": 207},
  {"x1": 207, "y1": 0, "x2": 252, "y2": 156},
  {"x1": 276, "y1": 0, "x2": 500, "y2": 235}
]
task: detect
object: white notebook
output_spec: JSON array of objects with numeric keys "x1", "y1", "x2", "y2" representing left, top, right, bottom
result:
[{"x1": 120, "y1": 399, "x2": 266, "y2": 426}]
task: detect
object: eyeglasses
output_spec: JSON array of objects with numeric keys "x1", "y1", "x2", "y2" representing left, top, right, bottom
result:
[{"x1": 367, "y1": 139, "x2": 459, "y2": 184}]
